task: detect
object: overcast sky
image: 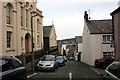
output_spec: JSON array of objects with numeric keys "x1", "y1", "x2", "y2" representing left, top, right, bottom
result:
[{"x1": 37, "y1": 0, "x2": 119, "y2": 40}]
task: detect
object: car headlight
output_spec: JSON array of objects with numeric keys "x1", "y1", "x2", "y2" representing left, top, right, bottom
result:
[
  {"x1": 50, "y1": 63, "x2": 54, "y2": 67},
  {"x1": 37, "y1": 63, "x2": 43, "y2": 67}
]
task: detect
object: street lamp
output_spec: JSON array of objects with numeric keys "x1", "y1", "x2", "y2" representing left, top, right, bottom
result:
[{"x1": 31, "y1": 11, "x2": 39, "y2": 72}]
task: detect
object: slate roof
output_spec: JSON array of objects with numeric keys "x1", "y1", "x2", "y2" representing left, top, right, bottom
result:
[
  {"x1": 57, "y1": 38, "x2": 75, "y2": 44},
  {"x1": 111, "y1": 7, "x2": 120, "y2": 15},
  {"x1": 87, "y1": 19, "x2": 112, "y2": 34},
  {"x1": 43, "y1": 25, "x2": 52, "y2": 37}
]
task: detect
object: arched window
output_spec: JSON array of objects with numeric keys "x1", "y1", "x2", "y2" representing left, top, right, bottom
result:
[
  {"x1": 6, "y1": 3, "x2": 13, "y2": 24},
  {"x1": 21, "y1": 6, "x2": 23, "y2": 27},
  {"x1": 37, "y1": 19, "x2": 39, "y2": 31},
  {"x1": 21, "y1": 37, "x2": 23, "y2": 48}
]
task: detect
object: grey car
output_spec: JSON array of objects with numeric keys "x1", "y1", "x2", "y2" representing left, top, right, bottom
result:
[
  {"x1": 37, "y1": 55, "x2": 58, "y2": 71},
  {"x1": 104, "y1": 61, "x2": 120, "y2": 80}
]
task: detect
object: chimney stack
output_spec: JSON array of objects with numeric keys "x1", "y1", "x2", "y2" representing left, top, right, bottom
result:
[{"x1": 84, "y1": 11, "x2": 88, "y2": 22}]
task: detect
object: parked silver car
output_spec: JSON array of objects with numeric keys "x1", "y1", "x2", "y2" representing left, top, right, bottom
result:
[
  {"x1": 37, "y1": 55, "x2": 58, "y2": 71},
  {"x1": 104, "y1": 61, "x2": 120, "y2": 80}
]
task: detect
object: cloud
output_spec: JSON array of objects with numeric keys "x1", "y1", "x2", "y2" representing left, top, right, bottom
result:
[
  {"x1": 38, "y1": 0, "x2": 119, "y2": 4},
  {"x1": 37, "y1": 0, "x2": 118, "y2": 40}
]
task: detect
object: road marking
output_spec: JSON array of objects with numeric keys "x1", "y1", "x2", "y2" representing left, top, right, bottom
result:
[
  {"x1": 27, "y1": 73, "x2": 37, "y2": 78},
  {"x1": 69, "y1": 72, "x2": 72, "y2": 80},
  {"x1": 90, "y1": 67, "x2": 101, "y2": 75}
]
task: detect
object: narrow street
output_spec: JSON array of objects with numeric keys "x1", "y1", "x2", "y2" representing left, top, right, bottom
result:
[{"x1": 27, "y1": 60, "x2": 104, "y2": 80}]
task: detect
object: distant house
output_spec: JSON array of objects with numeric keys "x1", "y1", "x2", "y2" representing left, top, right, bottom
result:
[
  {"x1": 82, "y1": 11, "x2": 114, "y2": 66},
  {"x1": 111, "y1": 5, "x2": 120, "y2": 61},
  {"x1": 57, "y1": 38, "x2": 76, "y2": 55},
  {"x1": 75, "y1": 36, "x2": 82, "y2": 61},
  {"x1": 43, "y1": 24, "x2": 58, "y2": 55},
  {"x1": 57, "y1": 37, "x2": 83, "y2": 61}
]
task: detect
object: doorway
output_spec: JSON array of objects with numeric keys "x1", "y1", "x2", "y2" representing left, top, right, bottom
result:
[{"x1": 25, "y1": 33, "x2": 30, "y2": 53}]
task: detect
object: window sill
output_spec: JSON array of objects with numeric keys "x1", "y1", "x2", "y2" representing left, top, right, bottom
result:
[
  {"x1": 6, "y1": 24, "x2": 13, "y2": 28},
  {"x1": 37, "y1": 32, "x2": 40, "y2": 34},
  {"x1": 21, "y1": 48, "x2": 24, "y2": 50},
  {"x1": 6, "y1": 49, "x2": 15, "y2": 52},
  {"x1": 37, "y1": 45, "x2": 41, "y2": 48},
  {"x1": 21, "y1": 27, "x2": 28, "y2": 30}
]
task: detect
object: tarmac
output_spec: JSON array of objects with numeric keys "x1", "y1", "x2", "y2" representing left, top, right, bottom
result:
[
  {"x1": 90, "y1": 66, "x2": 106, "y2": 78},
  {"x1": 27, "y1": 62, "x2": 107, "y2": 79}
]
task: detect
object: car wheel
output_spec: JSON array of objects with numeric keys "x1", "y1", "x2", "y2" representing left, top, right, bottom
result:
[
  {"x1": 63, "y1": 62, "x2": 65, "y2": 66},
  {"x1": 56, "y1": 65, "x2": 58, "y2": 69},
  {"x1": 56, "y1": 63, "x2": 59, "y2": 69},
  {"x1": 52, "y1": 66, "x2": 56, "y2": 72},
  {"x1": 53, "y1": 68, "x2": 55, "y2": 72}
]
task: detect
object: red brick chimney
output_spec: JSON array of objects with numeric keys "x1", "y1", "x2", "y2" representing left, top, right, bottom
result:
[{"x1": 84, "y1": 11, "x2": 88, "y2": 22}]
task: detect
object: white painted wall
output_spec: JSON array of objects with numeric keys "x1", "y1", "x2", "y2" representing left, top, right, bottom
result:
[
  {"x1": 82, "y1": 22, "x2": 92, "y2": 65},
  {"x1": 78, "y1": 43, "x2": 82, "y2": 52},
  {"x1": 90, "y1": 35, "x2": 103, "y2": 66},
  {"x1": 102, "y1": 44, "x2": 114, "y2": 52},
  {"x1": 61, "y1": 44, "x2": 67, "y2": 55}
]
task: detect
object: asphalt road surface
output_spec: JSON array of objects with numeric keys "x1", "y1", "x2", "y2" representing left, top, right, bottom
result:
[{"x1": 27, "y1": 60, "x2": 104, "y2": 80}]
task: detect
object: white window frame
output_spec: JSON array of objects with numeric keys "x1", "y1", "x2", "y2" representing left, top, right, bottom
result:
[
  {"x1": 7, "y1": 31, "x2": 12, "y2": 48},
  {"x1": 103, "y1": 35, "x2": 112, "y2": 43},
  {"x1": 103, "y1": 52, "x2": 114, "y2": 58}
]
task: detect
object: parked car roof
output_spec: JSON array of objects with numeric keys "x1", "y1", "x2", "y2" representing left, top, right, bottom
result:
[{"x1": 105, "y1": 61, "x2": 120, "y2": 80}]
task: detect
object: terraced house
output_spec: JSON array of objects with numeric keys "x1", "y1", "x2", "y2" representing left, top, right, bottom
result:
[
  {"x1": 82, "y1": 11, "x2": 114, "y2": 66},
  {"x1": 111, "y1": 3, "x2": 120, "y2": 61},
  {"x1": 1, "y1": 0, "x2": 44, "y2": 70}
]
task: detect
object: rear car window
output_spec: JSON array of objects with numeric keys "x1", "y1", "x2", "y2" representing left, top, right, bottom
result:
[
  {"x1": 0, "y1": 59, "x2": 13, "y2": 72},
  {"x1": 108, "y1": 62, "x2": 120, "y2": 78},
  {"x1": 11, "y1": 59, "x2": 22, "y2": 68}
]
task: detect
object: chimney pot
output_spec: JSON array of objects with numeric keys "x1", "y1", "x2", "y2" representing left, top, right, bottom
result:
[{"x1": 84, "y1": 11, "x2": 88, "y2": 22}]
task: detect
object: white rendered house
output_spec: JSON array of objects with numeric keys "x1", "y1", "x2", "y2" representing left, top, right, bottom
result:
[{"x1": 82, "y1": 11, "x2": 114, "y2": 66}]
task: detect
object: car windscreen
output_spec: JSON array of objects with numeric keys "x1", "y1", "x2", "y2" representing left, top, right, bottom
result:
[
  {"x1": 41, "y1": 56, "x2": 55, "y2": 61},
  {"x1": 56, "y1": 56, "x2": 63, "y2": 60}
]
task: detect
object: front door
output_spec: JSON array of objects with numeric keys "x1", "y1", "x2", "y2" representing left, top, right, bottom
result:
[{"x1": 25, "y1": 33, "x2": 30, "y2": 53}]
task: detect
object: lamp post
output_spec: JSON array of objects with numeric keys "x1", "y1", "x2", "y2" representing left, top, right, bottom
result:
[{"x1": 31, "y1": 11, "x2": 39, "y2": 72}]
